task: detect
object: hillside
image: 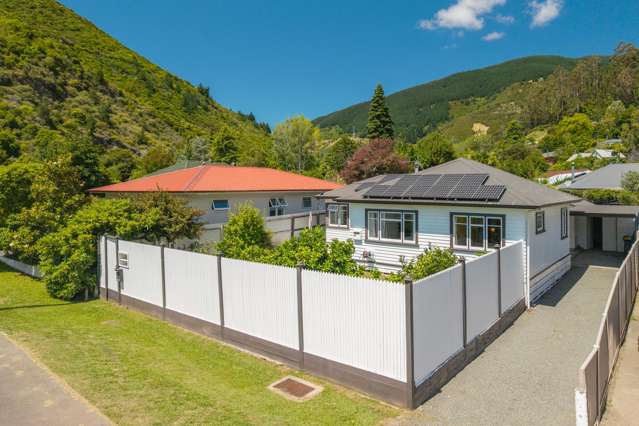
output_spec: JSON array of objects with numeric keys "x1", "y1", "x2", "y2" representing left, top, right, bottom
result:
[
  {"x1": 0, "y1": 0, "x2": 272, "y2": 170},
  {"x1": 313, "y1": 56, "x2": 578, "y2": 143}
]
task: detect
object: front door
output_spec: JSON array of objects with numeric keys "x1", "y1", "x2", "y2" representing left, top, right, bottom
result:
[{"x1": 592, "y1": 217, "x2": 602, "y2": 249}]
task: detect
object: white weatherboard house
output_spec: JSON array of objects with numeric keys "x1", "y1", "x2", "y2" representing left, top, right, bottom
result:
[{"x1": 320, "y1": 158, "x2": 580, "y2": 305}]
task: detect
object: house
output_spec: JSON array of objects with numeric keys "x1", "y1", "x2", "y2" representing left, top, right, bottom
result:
[
  {"x1": 541, "y1": 168, "x2": 590, "y2": 185},
  {"x1": 567, "y1": 149, "x2": 625, "y2": 162},
  {"x1": 597, "y1": 138, "x2": 623, "y2": 148},
  {"x1": 320, "y1": 158, "x2": 580, "y2": 304},
  {"x1": 559, "y1": 163, "x2": 639, "y2": 191},
  {"x1": 569, "y1": 200, "x2": 638, "y2": 252},
  {"x1": 89, "y1": 164, "x2": 342, "y2": 241}
]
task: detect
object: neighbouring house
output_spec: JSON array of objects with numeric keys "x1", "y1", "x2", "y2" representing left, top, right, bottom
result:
[
  {"x1": 541, "y1": 168, "x2": 590, "y2": 185},
  {"x1": 559, "y1": 163, "x2": 639, "y2": 191},
  {"x1": 89, "y1": 164, "x2": 342, "y2": 242},
  {"x1": 320, "y1": 158, "x2": 580, "y2": 304},
  {"x1": 569, "y1": 201, "x2": 639, "y2": 253},
  {"x1": 597, "y1": 138, "x2": 623, "y2": 148},
  {"x1": 567, "y1": 149, "x2": 626, "y2": 162}
]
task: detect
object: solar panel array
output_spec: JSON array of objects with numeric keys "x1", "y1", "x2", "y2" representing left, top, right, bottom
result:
[{"x1": 362, "y1": 173, "x2": 505, "y2": 201}]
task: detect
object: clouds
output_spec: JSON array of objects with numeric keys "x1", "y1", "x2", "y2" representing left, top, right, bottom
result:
[
  {"x1": 495, "y1": 14, "x2": 515, "y2": 24},
  {"x1": 482, "y1": 31, "x2": 505, "y2": 41},
  {"x1": 529, "y1": 0, "x2": 563, "y2": 27},
  {"x1": 419, "y1": 0, "x2": 506, "y2": 31}
]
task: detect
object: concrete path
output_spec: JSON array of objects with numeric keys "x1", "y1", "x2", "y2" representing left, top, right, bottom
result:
[
  {"x1": 601, "y1": 298, "x2": 639, "y2": 425},
  {"x1": 393, "y1": 251, "x2": 622, "y2": 426},
  {"x1": 0, "y1": 333, "x2": 111, "y2": 426}
]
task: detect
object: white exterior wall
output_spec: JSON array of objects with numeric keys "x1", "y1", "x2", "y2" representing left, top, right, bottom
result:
[
  {"x1": 572, "y1": 215, "x2": 590, "y2": 250},
  {"x1": 527, "y1": 206, "x2": 570, "y2": 278},
  {"x1": 326, "y1": 202, "x2": 529, "y2": 273}
]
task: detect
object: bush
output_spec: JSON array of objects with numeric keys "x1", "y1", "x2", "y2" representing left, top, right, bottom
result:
[
  {"x1": 395, "y1": 248, "x2": 459, "y2": 282},
  {"x1": 216, "y1": 203, "x2": 271, "y2": 259}
]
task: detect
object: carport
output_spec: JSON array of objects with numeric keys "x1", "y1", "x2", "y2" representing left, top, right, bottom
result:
[{"x1": 570, "y1": 200, "x2": 639, "y2": 252}]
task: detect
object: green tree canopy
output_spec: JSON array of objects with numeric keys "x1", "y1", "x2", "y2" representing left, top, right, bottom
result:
[
  {"x1": 367, "y1": 84, "x2": 394, "y2": 139},
  {"x1": 273, "y1": 116, "x2": 318, "y2": 171},
  {"x1": 325, "y1": 136, "x2": 358, "y2": 173},
  {"x1": 414, "y1": 132, "x2": 456, "y2": 169},
  {"x1": 210, "y1": 127, "x2": 239, "y2": 164},
  {"x1": 216, "y1": 203, "x2": 272, "y2": 259},
  {"x1": 621, "y1": 171, "x2": 639, "y2": 193}
]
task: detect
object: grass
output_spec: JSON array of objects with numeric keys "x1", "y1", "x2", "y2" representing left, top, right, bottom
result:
[{"x1": 0, "y1": 263, "x2": 398, "y2": 425}]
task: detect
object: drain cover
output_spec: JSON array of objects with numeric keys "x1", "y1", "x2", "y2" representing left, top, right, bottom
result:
[{"x1": 268, "y1": 376, "x2": 323, "y2": 401}]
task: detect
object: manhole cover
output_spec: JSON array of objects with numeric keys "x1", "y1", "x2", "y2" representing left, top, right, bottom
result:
[{"x1": 268, "y1": 376, "x2": 323, "y2": 401}]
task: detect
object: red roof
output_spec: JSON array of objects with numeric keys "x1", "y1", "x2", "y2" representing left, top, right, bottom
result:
[{"x1": 89, "y1": 165, "x2": 343, "y2": 193}]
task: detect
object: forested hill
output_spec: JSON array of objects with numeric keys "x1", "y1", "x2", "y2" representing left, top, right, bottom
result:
[
  {"x1": 313, "y1": 56, "x2": 579, "y2": 143},
  {"x1": 0, "y1": 0, "x2": 272, "y2": 175}
]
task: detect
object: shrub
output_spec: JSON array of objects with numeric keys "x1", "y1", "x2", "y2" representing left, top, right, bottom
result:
[
  {"x1": 398, "y1": 248, "x2": 459, "y2": 281},
  {"x1": 216, "y1": 203, "x2": 271, "y2": 259}
]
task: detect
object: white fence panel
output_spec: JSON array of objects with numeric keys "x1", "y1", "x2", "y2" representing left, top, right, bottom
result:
[
  {"x1": 106, "y1": 238, "x2": 118, "y2": 292},
  {"x1": 164, "y1": 249, "x2": 220, "y2": 324},
  {"x1": 412, "y1": 265, "x2": 464, "y2": 385},
  {"x1": 466, "y1": 251, "x2": 499, "y2": 341},
  {"x1": 302, "y1": 270, "x2": 406, "y2": 381},
  {"x1": 221, "y1": 258, "x2": 299, "y2": 349},
  {"x1": 119, "y1": 241, "x2": 163, "y2": 306},
  {"x1": 98, "y1": 236, "x2": 106, "y2": 289},
  {"x1": 500, "y1": 242, "x2": 525, "y2": 310}
]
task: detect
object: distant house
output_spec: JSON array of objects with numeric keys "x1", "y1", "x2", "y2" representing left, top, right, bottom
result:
[
  {"x1": 320, "y1": 158, "x2": 579, "y2": 304},
  {"x1": 597, "y1": 138, "x2": 623, "y2": 148},
  {"x1": 90, "y1": 164, "x2": 342, "y2": 242},
  {"x1": 559, "y1": 163, "x2": 639, "y2": 191},
  {"x1": 541, "y1": 169, "x2": 590, "y2": 185},
  {"x1": 567, "y1": 149, "x2": 625, "y2": 162}
]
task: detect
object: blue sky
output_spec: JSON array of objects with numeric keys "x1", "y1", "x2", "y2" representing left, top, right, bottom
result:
[{"x1": 59, "y1": 0, "x2": 639, "y2": 127}]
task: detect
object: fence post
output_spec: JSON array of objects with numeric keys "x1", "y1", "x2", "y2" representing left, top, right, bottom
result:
[
  {"x1": 404, "y1": 276, "x2": 415, "y2": 409},
  {"x1": 115, "y1": 237, "x2": 122, "y2": 305},
  {"x1": 96, "y1": 236, "x2": 102, "y2": 298},
  {"x1": 217, "y1": 255, "x2": 225, "y2": 339},
  {"x1": 104, "y1": 236, "x2": 109, "y2": 301},
  {"x1": 461, "y1": 258, "x2": 468, "y2": 348},
  {"x1": 161, "y1": 245, "x2": 166, "y2": 320},
  {"x1": 290, "y1": 216, "x2": 295, "y2": 238},
  {"x1": 497, "y1": 246, "x2": 502, "y2": 317},
  {"x1": 296, "y1": 263, "x2": 305, "y2": 368}
]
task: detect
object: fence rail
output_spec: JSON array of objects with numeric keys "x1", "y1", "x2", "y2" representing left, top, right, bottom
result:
[
  {"x1": 98, "y1": 236, "x2": 526, "y2": 408},
  {"x1": 575, "y1": 236, "x2": 639, "y2": 426}
]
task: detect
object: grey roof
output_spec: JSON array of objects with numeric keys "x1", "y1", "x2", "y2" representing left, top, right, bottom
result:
[
  {"x1": 322, "y1": 158, "x2": 579, "y2": 209},
  {"x1": 570, "y1": 200, "x2": 639, "y2": 217},
  {"x1": 560, "y1": 163, "x2": 639, "y2": 190}
]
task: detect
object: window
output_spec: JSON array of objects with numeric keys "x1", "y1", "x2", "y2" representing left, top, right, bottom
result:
[
  {"x1": 487, "y1": 217, "x2": 503, "y2": 248},
  {"x1": 117, "y1": 252, "x2": 129, "y2": 269},
  {"x1": 328, "y1": 204, "x2": 349, "y2": 227},
  {"x1": 560, "y1": 207, "x2": 568, "y2": 239},
  {"x1": 470, "y1": 216, "x2": 485, "y2": 249},
  {"x1": 212, "y1": 199, "x2": 229, "y2": 210},
  {"x1": 269, "y1": 198, "x2": 287, "y2": 216},
  {"x1": 367, "y1": 210, "x2": 417, "y2": 244},
  {"x1": 536, "y1": 211, "x2": 545, "y2": 234},
  {"x1": 452, "y1": 214, "x2": 504, "y2": 250},
  {"x1": 302, "y1": 196, "x2": 312, "y2": 209}
]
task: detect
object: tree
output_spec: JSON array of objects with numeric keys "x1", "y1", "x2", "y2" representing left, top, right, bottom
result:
[
  {"x1": 0, "y1": 130, "x2": 19, "y2": 164},
  {"x1": 210, "y1": 128, "x2": 238, "y2": 164},
  {"x1": 367, "y1": 84, "x2": 394, "y2": 139},
  {"x1": 340, "y1": 139, "x2": 410, "y2": 183},
  {"x1": 216, "y1": 203, "x2": 272, "y2": 259},
  {"x1": 325, "y1": 136, "x2": 358, "y2": 173},
  {"x1": 135, "y1": 144, "x2": 176, "y2": 176},
  {"x1": 540, "y1": 113, "x2": 595, "y2": 156},
  {"x1": 621, "y1": 171, "x2": 639, "y2": 193},
  {"x1": 0, "y1": 161, "x2": 42, "y2": 226},
  {"x1": 181, "y1": 136, "x2": 211, "y2": 163},
  {"x1": 414, "y1": 132, "x2": 456, "y2": 169},
  {"x1": 100, "y1": 148, "x2": 139, "y2": 182},
  {"x1": 273, "y1": 116, "x2": 319, "y2": 171}
]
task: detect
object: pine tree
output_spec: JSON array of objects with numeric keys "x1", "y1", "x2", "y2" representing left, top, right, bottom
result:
[{"x1": 366, "y1": 84, "x2": 394, "y2": 139}]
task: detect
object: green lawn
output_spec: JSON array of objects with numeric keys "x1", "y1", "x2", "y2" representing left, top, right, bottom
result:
[{"x1": 0, "y1": 263, "x2": 398, "y2": 425}]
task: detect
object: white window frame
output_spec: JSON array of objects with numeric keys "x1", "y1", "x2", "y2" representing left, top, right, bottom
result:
[
  {"x1": 302, "y1": 196, "x2": 312, "y2": 209},
  {"x1": 327, "y1": 204, "x2": 349, "y2": 227},
  {"x1": 560, "y1": 207, "x2": 568, "y2": 239},
  {"x1": 117, "y1": 252, "x2": 129, "y2": 269},
  {"x1": 269, "y1": 198, "x2": 287, "y2": 217},
  {"x1": 366, "y1": 209, "x2": 417, "y2": 244},
  {"x1": 453, "y1": 213, "x2": 504, "y2": 250},
  {"x1": 535, "y1": 211, "x2": 545, "y2": 234},
  {"x1": 212, "y1": 199, "x2": 230, "y2": 210}
]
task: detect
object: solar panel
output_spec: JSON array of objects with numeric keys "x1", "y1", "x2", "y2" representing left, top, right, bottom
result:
[
  {"x1": 383, "y1": 175, "x2": 422, "y2": 198},
  {"x1": 447, "y1": 174, "x2": 489, "y2": 199},
  {"x1": 421, "y1": 174, "x2": 464, "y2": 198},
  {"x1": 403, "y1": 175, "x2": 441, "y2": 197},
  {"x1": 355, "y1": 182, "x2": 376, "y2": 192},
  {"x1": 472, "y1": 185, "x2": 506, "y2": 200},
  {"x1": 364, "y1": 184, "x2": 392, "y2": 198}
]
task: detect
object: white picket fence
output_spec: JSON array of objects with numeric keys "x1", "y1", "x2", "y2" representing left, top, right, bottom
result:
[{"x1": 98, "y1": 236, "x2": 525, "y2": 407}]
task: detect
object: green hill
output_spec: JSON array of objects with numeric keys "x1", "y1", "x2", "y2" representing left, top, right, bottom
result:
[
  {"x1": 313, "y1": 56, "x2": 578, "y2": 143},
  {"x1": 0, "y1": 0, "x2": 272, "y2": 169}
]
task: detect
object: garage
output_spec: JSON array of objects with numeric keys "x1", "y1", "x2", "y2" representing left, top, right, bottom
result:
[{"x1": 570, "y1": 200, "x2": 639, "y2": 253}]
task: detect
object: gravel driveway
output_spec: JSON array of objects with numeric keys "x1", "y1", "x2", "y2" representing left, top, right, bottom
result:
[{"x1": 392, "y1": 251, "x2": 622, "y2": 426}]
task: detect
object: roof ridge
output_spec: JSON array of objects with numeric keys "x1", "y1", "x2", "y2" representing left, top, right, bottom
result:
[{"x1": 183, "y1": 165, "x2": 209, "y2": 191}]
